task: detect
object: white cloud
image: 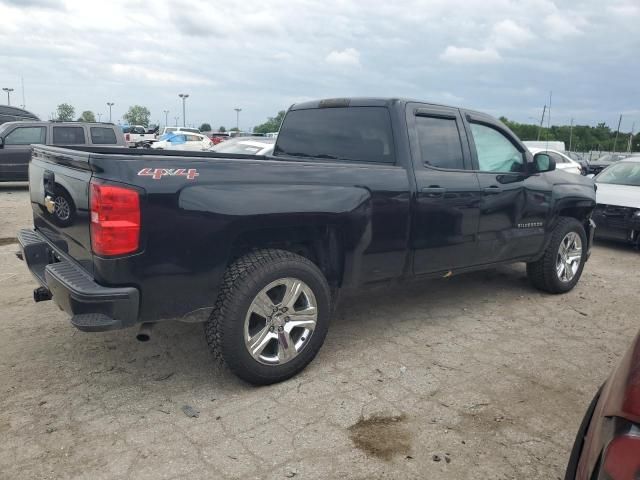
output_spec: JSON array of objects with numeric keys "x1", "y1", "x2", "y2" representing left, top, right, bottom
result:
[
  {"x1": 110, "y1": 64, "x2": 214, "y2": 86},
  {"x1": 489, "y1": 19, "x2": 535, "y2": 49},
  {"x1": 543, "y1": 13, "x2": 585, "y2": 38},
  {"x1": 325, "y1": 48, "x2": 361, "y2": 68},
  {"x1": 440, "y1": 46, "x2": 501, "y2": 64}
]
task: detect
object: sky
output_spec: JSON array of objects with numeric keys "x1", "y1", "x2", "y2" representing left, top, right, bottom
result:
[{"x1": 0, "y1": 0, "x2": 638, "y2": 131}]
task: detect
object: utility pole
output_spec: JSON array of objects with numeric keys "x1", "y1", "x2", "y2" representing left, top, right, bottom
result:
[
  {"x1": 2, "y1": 87, "x2": 14, "y2": 106},
  {"x1": 234, "y1": 108, "x2": 242, "y2": 131},
  {"x1": 163, "y1": 110, "x2": 169, "y2": 128},
  {"x1": 107, "y1": 102, "x2": 115, "y2": 122},
  {"x1": 628, "y1": 122, "x2": 635, "y2": 153},
  {"x1": 178, "y1": 94, "x2": 189, "y2": 127},
  {"x1": 536, "y1": 105, "x2": 546, "y2": 141},
  {"x1": 21, "y1": 76, "x2": 25, "y2": 108},
  {"x1": 97, "y1": 113, "x2": 102, "y2": 122},
  {"x1": 613, "y1": 114, "x2": 622, "y2": 153},
  {"x1": 174, "y1": 116, "x2": 179, "y2": 127},
  {"x1": 568, "y1": 118, "x2": 574, "y2": 152}
]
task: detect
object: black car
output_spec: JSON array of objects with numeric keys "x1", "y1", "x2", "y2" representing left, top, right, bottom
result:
[{"x1": 588, "y1": 153, "x2": 629, "y2": 175}]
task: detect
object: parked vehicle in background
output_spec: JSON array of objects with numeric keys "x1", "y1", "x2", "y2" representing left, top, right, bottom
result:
[
  {"x1": 122, "y1": 125, "x2": 158, "y2": 148},
  {"x1": 564, "y1": 331, "x2": 640, "y2": 480},
  {"x1": 0, "y1": 105, "x2": 39, "y2": 125},
  {"x1": 17, "y1": 97, "x2": 596, "y2": 384},
  {"x1": 567, "y1": 152, "x2": 590, "y2": 175},
  {"x1": 160, "y1": 126, "x2": 200, "y2": 136},
  {"x1": 209, "y1": 132, "x2": 230, "y2": 145},
  {"x1": 523, "y1": 140, "x2": 566, "y2": 152},
  {"x1": 588, "y1": 153, "x2": 630, "y2": 175},
  {"x1": 591, "y1": 157, "x2": 640, "y2": 247},
  {"x1": 0, "y1": 121, "x2": 126, "y2": 184},
  {"x1": 211, "y1": 136, "x2": 275, "y2": 155},
  {"x1": 265, "y1": 132, "x2": 279, "y2": 138},
  {"x1": 528, "y1": 148, "x2": 583, "y2": 175},
  {"x1": 151, "y1": 131, "x2": 213, "y2": 151}
]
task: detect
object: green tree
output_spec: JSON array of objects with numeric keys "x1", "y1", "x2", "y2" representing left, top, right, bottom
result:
[
  {"x1": 77, "y1": 110, "x2": 96, "y2": 122},
  {"x1": 56, "y1": 103, "x2": 75, "y2": 122},
  {"x1": 253, "y1": 110, "x2": 286, "y2": 134},
  {"x1": 122, "y1": 105, "x2": 151, "y2": 126},
  {"x1": 218, "y1": 126, "x2": 226, "y2": 132},
  {"x1": 230, "y1": 127, "x2": 240, "y2": 132},
  {"x1": 199, "y1": 123, "x2": 212, "y2": 132}
]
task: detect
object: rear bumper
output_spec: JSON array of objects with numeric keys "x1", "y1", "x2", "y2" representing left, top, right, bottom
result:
[{"x1": 17, "y1": 229, "x2": 139, "y2": 332}]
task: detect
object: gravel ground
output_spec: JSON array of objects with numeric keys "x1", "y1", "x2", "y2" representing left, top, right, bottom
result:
[{"x1": 0, "y1": 182, "x2": 638, "y2": 479}]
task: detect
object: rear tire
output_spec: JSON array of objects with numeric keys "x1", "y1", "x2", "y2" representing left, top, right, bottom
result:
[
  {"x1": 527, "y1": 217, "x2": 587, "y2": 293},
  {"x1": 204, "y1": 249, "x2": 331, "y2": 385}
]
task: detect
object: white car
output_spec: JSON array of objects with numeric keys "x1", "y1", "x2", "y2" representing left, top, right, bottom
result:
[
  {"x1": 151, "y1": 132, "x2": 213, "y2": 151},
  {"x1": 160, "y1": 126, "x2": 201, "y2": 135},
  {"x1": 591, "y1": 157, "x2": 640, "y2": 246},
  {"x1": 528, "y1": 148, "x2": 583, "y2": 175},
  {"x1": 210, "y1": 136, "x2": 275, "y2": 156}
]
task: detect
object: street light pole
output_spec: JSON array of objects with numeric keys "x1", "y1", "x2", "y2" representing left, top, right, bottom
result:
[
  {"x1": 2, "y1": 87, "x2": 14, "y2": 106},
  {"x1": 174, "y1": 116, "x2": 179, "y2": 127},
  {"x1": 107, "y1": 102, "x2": 115, "y2": 122},
  {"x1": 234, "y1": 108, "x2": 242, "y2": 131},
  {"x1": 163, "y1": 110, "x2": 169, "y2": 128},
  {"x1": 178, "y1": 94, "x2": 189, "y2": 127},
  {"x1": 97, "y1": 113, "x2": 102, "y2": 122},
  {"x1": 568, "y1": 118, "x2": 574, "y2": 152}
]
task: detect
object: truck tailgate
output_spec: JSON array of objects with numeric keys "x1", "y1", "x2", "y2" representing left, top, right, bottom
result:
[{"x1": 28, "y1": 145, "x2": 94, "y2": 274}]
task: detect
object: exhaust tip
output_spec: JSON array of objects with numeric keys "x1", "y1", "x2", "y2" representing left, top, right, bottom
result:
[{"x1": 136, "y1": 323, "x2": 153, "y2": 342}]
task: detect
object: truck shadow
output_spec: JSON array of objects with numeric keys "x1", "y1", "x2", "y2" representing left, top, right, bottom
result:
[{"x1": 73, "y1": 263, "x2": 531, "y2": 389}]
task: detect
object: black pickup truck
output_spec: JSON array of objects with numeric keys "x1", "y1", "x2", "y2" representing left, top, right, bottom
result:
[{"x1": 18, "y1": 98, "x2": 597, "y2": 384}]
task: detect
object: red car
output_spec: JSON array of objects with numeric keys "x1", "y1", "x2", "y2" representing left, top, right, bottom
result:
[
  {"x1": 209, "y1": 132, "x2": 230, "y2": 145},
  {"x1": 565, "y1": 333, "x2": 640, "y2": 479}
]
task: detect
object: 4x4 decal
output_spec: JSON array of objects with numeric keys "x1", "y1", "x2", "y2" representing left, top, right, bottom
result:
[{"x1": 137, "y1": 168, "x2": 199, "y2": 180}]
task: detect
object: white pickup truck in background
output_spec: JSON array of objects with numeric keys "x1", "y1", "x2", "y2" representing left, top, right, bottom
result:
[{"x1": 123, "y1": 125, "x2": 159, "y2": 148}]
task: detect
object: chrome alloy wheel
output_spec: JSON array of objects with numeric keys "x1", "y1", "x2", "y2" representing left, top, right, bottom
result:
[
  {"x1": 556, "y1": 232, "x2": 582, "y2": 282},
  {"x1": 54, "y1": 196, "x2": 71, "y2": 221},
  {"x1": 244, "y1": 278, "x2": 318, "y2": 365}
]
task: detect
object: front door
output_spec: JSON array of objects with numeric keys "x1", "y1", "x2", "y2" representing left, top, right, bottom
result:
[
  {"x1": 407, "y1": 104, "x2": 482, "y2": 275},
  {"x1": 1, "y1": 125, "x2": 46, "y2": 180},
  {"x1": 464, "y1": 118, "x2": 552, "y2": 263}
]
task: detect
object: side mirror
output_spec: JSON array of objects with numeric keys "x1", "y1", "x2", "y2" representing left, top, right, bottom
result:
[
  {"x1": 586, "y1": 173, "x2": 595, "y2": 179},
  {"x1": 532, "y1": 152, "x2": 556, "y2": 173}
]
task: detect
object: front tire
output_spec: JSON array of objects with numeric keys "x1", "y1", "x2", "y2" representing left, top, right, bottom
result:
[
  {"x1": 527, "y1": 217, "x2": 587, "y2": 293},
  {"x1": 205, "y1": 249, "x2": 331, "y2": 385}
]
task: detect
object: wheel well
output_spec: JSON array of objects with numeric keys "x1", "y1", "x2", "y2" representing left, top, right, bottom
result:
[
  {"x1": 558, "y1": 206, "x2": 592, "y2": 226},
  {"x1": 229, "y1": 226, "x2": 344, "y2": 288}
]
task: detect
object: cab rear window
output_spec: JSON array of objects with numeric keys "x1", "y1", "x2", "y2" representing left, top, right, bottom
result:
[
  {"x1": 90, "y1": 127, "x2": 117, "y2": 145},
  {"x1": 274, "y1": 107, "x2": 395, "y2": 164},
  {"x1": 52, "y1": 126, "x2": 85, "y2": 144}
]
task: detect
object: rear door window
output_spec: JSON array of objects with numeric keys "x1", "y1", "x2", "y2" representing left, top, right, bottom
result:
[
  {"x1": 415, "y1": 116, "x2": 465, "y2": 170},
  {"x1": 274, "y1": 106, "x2": 395, "y2": 164},
  {"x1": 90, "y1": 127, "x2": 118, "y2": 145},
  {"x1": 52, "y1": 126, "x2": 86, "y2": 145},
  {"x1": 5, "y1": 126, "x2": 46, "y2": 145}
]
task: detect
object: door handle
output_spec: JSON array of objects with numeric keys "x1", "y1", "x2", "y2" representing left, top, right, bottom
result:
[
  {"x1": 483, "y1": 186, "x2": 501, "y2": 194},
  {"x1": 422, "y1": 186, "x2": 445, "y2": 197}
]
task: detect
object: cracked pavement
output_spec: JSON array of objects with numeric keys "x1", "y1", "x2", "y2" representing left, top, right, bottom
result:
[{"x1": 0, "y1": 183, "x2": 638, "y2": 479}]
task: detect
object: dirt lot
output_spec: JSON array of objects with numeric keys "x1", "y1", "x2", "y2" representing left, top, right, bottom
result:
[{"x1": 0, "y1": 182, "x2": 637, "y2": 479}]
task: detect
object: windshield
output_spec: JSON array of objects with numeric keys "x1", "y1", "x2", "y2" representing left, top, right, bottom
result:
[{"x1": 597, "y1": 162, "x2": 640, "y2": 186}]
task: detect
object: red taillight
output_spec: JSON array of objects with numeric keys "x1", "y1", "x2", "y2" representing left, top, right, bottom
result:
[
  {"x1": 603, "y1": 435, "x2": 640, "y2": 480},
  {"x1": 125, "y1": 133, "x2": 130, "y2": 141},
  {"x1": 90, "y1": 182, "x2": 140, "y2": 256}
]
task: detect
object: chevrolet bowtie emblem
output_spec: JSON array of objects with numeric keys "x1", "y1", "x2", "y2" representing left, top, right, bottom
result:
[{"x1": 44, "y1": 195, "x2": 55, "y2": 214}]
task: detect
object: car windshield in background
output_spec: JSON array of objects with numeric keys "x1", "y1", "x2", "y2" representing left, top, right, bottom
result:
[
  {"x1": 597, "y1": 162, "x2": 640, "y2": 186},
  {"x1": 274, "y1": 106, "x2": 395, "y2": 164}
]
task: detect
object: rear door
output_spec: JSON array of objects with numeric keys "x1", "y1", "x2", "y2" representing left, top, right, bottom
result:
[
  {"x1": 0, "y1": 125, "x2": 46, "y2": 180},
  {"x1": 407, "y1": 104, "x2": 482, "y2": 274},
  {"x1": 464, "y1": 115, "x2": 551, "y2": 263}
]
